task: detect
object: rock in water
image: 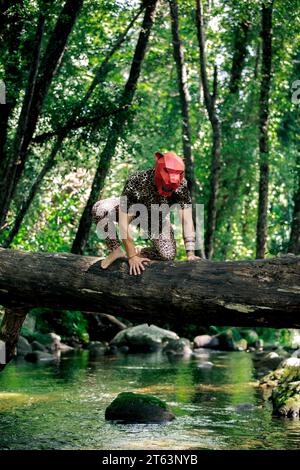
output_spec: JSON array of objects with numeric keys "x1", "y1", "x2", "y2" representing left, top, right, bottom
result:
[
  {"x1": 193, "y1": 335, "x2": 213, "y2": 349},
  {"x1": 163, "y1": 338, "x2": 193, "y2": 357},
  {"x1": 105, "y1": 392, "x2": 175, "y2": 423},
  {"x1": 25, "y1": 351, "x2": 58, "y2": 363},
  {"x1": 110, "y1": 324, "x2": 179, "y2": 352},
  {"x1": 16, "y1": 336, "x2": 32, "y2": 356},
  {"x1": 272, "y1": 380, "x2": 300, "y2": 418}
]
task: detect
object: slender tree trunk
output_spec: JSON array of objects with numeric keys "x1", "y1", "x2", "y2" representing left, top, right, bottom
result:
[
  {"x1": 0, "y1": 306, "x2": 30, "y2": 371},
  {"x1": 0, "y1": 0, "x2": 84, "y2": 228},
  {"x1": 0, "y1": 13, "x2": 45, "y2": 230},
  {"x1": 195, "y1": 0, "x2": 221, "y2": 259},
  {"x1": 288, "y1": 153, "x2": 300, "y2": 254},
  {"x1": 229, "y1": 20, "x2": 250, "y2": 93},
  {"x1": 71, "y1": 0, "x2": 158, "y2": 255},
  {"x1": 2, "y1": 136, "x2": 63, "y2": 247},
  {"x1": 0, "y1": 13, "x2": 23, "y2": 173},
  {"x1": 256, "y1": 1, "x2": 273, "y2": 259},
  {"x1": 169, "y1": 0, "x2": 195, "y2": 201},
  {"x1": 3, "y1": 9, "x2": 142, "y2": 247},
  {"x1": 214, "y1": 18, "x2": 253, "y2": 258}
]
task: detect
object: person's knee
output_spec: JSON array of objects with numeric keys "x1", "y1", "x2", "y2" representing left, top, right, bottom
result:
[
  {"x1": 92, "y1": 200, "x2": 107, "y2": 222},
  {"x1": 159, "y1": 250, "x2": 176, "y2": 261}
]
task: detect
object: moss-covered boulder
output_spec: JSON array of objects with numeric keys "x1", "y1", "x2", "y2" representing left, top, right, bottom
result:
[
  {"x1": 271, "y1": 380, "x2": 300, "y2": 418},
  {"x1": 254, "y1": 351, "x2": 283, "y2": 372},
  {"x1": 214, "y1": 329, "x2": 247, "y2": 351},
  {"x1": 87, "y1": 341, "x2": 107, "y2": 356},
  {"x1": 105, "y1": 392, "x2": 175, "y2": 423},
  {"x1": 163, "y1": 338, "x2": 192, "y2": 357},
  {"x1": 240, "y1": 329, "x2": 259, "y2": 347},
  {"x1": 260, "y1": 364, "x2": 300, "y2": 418}
]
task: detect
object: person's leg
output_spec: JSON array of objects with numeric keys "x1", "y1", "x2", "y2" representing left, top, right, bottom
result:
[
  {"x1": 140, "y1": 228, "x2": 177, "y2": 261},
  {"x1": 92, "y1": 198, "x2": 126, "y2": 268}
]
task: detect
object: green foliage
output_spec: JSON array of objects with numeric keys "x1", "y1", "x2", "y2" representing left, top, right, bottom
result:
[
  {"x1": 27, "y1": 308, "x2": 89, "y2": 344},
  {"x1": 1, "y1": 0, "x2": 299, "y2": 340}
]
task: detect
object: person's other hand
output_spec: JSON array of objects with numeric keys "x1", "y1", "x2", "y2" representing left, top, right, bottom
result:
[
  {"x1": 128, "y1": 255, "x2": 150, "y2": 275},
  {"x1": 187, "y1": 253, "x2": 202, "y2": 262}
]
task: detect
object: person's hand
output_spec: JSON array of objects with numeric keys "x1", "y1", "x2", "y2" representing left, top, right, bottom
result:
[
  {"x1": 187, "y1": 253, "x2": 201, "y2": 262},
  {"x1": 128, "y1": 255, "x2": 150, "y2": 275}
]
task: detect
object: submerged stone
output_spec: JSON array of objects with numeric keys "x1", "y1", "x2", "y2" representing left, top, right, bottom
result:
[
  {"x1": 25, "y1": 351, "x2": 57, "y2": 363},
  {"x1": 105, "y1": 392, "x2": 175, "y2": 423},
  {"x1": 163, "y1": 338, "x2": 192, "y2": 357}
]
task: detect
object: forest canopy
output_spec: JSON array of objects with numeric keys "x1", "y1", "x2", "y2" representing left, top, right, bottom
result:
[{"x1": 0, "y1": 0, "x2": 299, "y2": 260}]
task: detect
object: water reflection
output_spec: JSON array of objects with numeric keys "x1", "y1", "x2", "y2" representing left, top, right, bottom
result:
[{"x1": 0, "y1": 350, "x2": 299, "y2": 450}]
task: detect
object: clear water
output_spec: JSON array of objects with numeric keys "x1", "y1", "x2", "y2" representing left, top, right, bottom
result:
[{"x1": 0, "y1": 350, "x2": 299, "y2": 450}]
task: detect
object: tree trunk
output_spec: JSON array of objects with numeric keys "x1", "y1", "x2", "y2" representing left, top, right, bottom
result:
[
  {"x1": 71, "y1": 0, "x2": 158, "y2": 255},
  {"x1": 0, "y1": 0, "x2": 84, "y2": 228},
  {"x1": 169, "y1": 0, "x2": 195, "y2": 201},
  {"x1": 0, "y1": 13, "x2": 45, "y2": 230},
  {"x1": 288, "y1": 154, "x2": 300, "y2": 254},
  {"x1": 0, "y1": 249, "x2": 299, "y2": 330},
  {"x1": 0, "y1": 306, "x2": 30, "y2": 371},
  {"x1": 256, "y1": 1, "x2": 273, "y2": 259},
  {"x1": 1, "y1": 136, "x2": 62, "y2": 247},
  {"x1": 2, "y1": 8, "x2": 142, "y2": 247},
  {"x1": 195, "y1": 0, "x2": 221, "y2": 260},
  {"x1": 0, "y1": 13, "x2": 24, "y2": 174},
  {"x1": 229, "y1": 20, "x2": 250, "y2": 94}
]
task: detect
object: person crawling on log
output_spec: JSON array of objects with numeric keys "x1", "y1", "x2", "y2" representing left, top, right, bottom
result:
[{"x1": 92, "y1": 151, "x2": 201, "y2": 275}]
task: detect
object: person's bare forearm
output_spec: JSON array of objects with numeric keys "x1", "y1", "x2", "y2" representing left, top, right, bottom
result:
[
  {"x1": 119, "y1": 208, "x2": 150, "y2": 275},
  {"x1": 181, "y1": 207, "x2": 196, "y2": 255},
  {"x1": 119, "y1": 209, "x2": 137, "y2": 258},
  {"x1": 123, "y1": 237, "x2": 137, "y2": 258}
]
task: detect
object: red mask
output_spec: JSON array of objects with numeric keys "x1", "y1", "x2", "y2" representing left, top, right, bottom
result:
[{"x1": 154, "y1": 151, "x2": 185, "y2": 197}]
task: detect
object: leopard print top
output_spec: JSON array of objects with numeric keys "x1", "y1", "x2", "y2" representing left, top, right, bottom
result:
[{"x1": 120, "y1": 168, "x2": 192, "y2": 214}]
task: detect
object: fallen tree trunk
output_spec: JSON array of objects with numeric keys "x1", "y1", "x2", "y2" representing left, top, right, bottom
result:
[{"x1": 0, "y1": 248, "x2": 299, "y2": 327}]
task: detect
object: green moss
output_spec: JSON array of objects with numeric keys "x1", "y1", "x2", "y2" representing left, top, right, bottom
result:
[
  {"x1": 272, "y1": 381, "x2": 300, "y2": 417},
  {"x1": 105, "y1": 392, "x2": 175, "y2": 423},
  {"x1": 110, "y1": 392, "x2": 168, "y2": 410}
]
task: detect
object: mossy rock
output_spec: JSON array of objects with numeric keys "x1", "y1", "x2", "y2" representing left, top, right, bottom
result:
[
  {"x1": 105, "y1": 392, "x2": 175, "y2": 423},
  {"x1": 215, "y1": 329, "x2": 246, "y2": 351},
  {"x1": 272, "y1": 381, "x2": 300, "y2": 418},
  {"x1": 240, "y1": 329, "x2": 259, "y2": 347},
  {"x1": 260, "y1": 365, "x2": 300, "y2": 416}
]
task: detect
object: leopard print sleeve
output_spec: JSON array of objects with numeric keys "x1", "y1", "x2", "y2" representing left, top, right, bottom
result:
[
  {"x1": 120, "y1": 172, "x2": 140, "y2": 214},
  {"x1": 173, "y1": 178, "x2": 192, "y2": 209}
]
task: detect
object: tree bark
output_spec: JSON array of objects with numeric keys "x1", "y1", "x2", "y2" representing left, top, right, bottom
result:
[
  {"x1": 229, "y1": 20, "x2": 250, "y2": 94},
  {"x1": 256, "y1": 1, "x2": 274, "y2": 259},
  {"x1": 2, "y1": 8, "x2": 142, "y2": 247},
  {"x1": 71, "y1": 0, "x2": 158, "y2": 255},
  {"x1": 0, "y1": 13, "x2": 45, "y2": 230},
  {"x1": 169, "y1": 0, "x2": 195, "y2": 201},
  {"x1": 0, "y1": 0, "x2": 84, "y2": 228},
  {"x1": 0, "y1": 306, "x2": 30, "y2": 371},
  {"x1": 0, "y1": 12, "x2": 24, "y2": 173},
  {"x1": 0, "y1": 249, "x2": 299, "y2": 329},
  {"x1": 288, "y1": 153, "x2": 300, "y2": 254},
  {"x1": 195, "y1": 0, "x2": 221, "y2": 260}
]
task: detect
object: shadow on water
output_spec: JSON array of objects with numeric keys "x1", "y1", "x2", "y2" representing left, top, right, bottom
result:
[{"x1": 0, "y1": 350, "x2": 300, "y2": 450}]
